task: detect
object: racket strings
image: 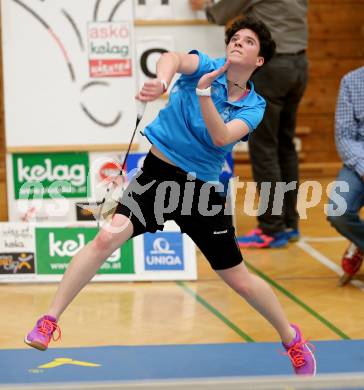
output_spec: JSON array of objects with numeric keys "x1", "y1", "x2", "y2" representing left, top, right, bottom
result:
[{"x1": 97, "y1": 105, "x2": 145, "y2": 229}]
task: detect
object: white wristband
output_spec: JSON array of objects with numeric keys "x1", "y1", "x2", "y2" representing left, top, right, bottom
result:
[{"x1": 196, "y1": 86, "x2": 212, "y2": 96}]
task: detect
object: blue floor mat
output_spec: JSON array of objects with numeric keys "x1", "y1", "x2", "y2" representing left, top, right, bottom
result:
[{"x1": 1, "y1": 340, "x2": 363, "y2": 384}]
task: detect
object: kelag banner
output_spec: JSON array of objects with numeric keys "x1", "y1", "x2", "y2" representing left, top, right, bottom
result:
[
  {"x1": 12, "y1": 152, "x2": 89, "y2": 200},
  {"x1": 35, "y1": 227, "x2": 134, "y2": 275},
  {"x1": 5, "y1": 151, "x2": 233, "y2": 282},
  {"x1": 7, "y1": 151, "x2": 234, "y2": 221},
  {"x1": 0, "y1": 222, "x2": 197, "y2": 283}
]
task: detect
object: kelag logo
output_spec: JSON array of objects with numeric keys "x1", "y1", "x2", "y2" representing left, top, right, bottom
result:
[
  {"x1": 12, "y1": 152, "x2": 89, "y2": 200},
  {"x1": 144, "y1": 232, "x2": 184, "y2": 271},
  {"x1": 35, "y1": 227, "x2": 134, "y2": 275}
]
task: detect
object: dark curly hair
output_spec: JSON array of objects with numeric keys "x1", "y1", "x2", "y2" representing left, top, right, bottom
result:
[{"x1": 225, "y1": 16, "x2": 276, "y2": 68}]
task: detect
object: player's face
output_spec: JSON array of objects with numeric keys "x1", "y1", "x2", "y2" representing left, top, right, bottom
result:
[{"x1": 226, "y1": 28, "x2": 264, "y2": 68}]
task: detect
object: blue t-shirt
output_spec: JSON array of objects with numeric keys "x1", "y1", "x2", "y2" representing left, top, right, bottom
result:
[{"x1": 143, "y1": 50, "x2": 266, "y2": 182}]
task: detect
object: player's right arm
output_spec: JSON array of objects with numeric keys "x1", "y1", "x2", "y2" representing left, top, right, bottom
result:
[{"x1": 136, "y1": 52, "x2": 199, "y2": 102}]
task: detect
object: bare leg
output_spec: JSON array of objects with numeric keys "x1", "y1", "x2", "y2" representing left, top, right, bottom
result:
[
  {"x1": 47, "y1": 214, "x2": 134, "y2": 320},
  {"x1": 216, "y1": 262, "x2": 295, "y2": 344}
]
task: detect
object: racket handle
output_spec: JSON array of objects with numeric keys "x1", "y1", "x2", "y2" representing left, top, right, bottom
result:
[{"x1": 136, "y1": 100, "x2": 147, "y2": 120}]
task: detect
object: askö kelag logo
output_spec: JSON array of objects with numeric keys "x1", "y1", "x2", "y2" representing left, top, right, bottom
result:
[
  {"x1": 88, "y1": 22, "x2": 132, "y2": 78},
  {"x1": 13, "y1": 152, "x2": 89, "y2": 200},
  {"x1": 144, "y1": 232, "x2": 184, "y2": 271},
  {"x1": 35, "y1": 227, "x2": 134, "y2": 275}
]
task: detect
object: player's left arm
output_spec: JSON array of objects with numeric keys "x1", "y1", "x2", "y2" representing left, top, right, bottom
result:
[
  {"x1": 200, "y1": 100, "x2": 250, "y2": 146},
  {"x1": 197, "y1": 60, "x2": 250, "y2": 146}
]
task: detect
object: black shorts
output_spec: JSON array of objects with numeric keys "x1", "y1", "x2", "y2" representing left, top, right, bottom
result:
[{"x1": 115, "y1": 152, "x2": 243, "y2": 270}]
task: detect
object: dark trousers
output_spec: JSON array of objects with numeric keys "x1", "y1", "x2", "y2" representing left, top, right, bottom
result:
[{"x1": 250, "y1": 52, "x2": 308, "y2": 234}]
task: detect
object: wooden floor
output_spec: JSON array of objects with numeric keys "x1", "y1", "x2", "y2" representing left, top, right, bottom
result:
[{"x1": 1, "y1": 178, "x2": 363, "y2": 349}]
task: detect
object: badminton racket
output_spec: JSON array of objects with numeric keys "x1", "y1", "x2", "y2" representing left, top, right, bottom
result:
[{"x1": 96, "y1": 100, "x2": 147, "y2": 227}]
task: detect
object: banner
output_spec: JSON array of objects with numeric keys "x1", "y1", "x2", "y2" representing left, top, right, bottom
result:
[
  {"x1": 7, "y1": 151, "x2": 234, "y2": 222},
  {"x1": 0, "y1": 222, "x2": 197, "y2": 283},
  {"x1": 1, "y1": 0, "x2": 137, "y2": 149},
  {"x1": 35, "y1": 226, "x2": 134, "y2": 275},
  {"x1": 7, "y1": 151, "x2": 120, "y2": 222},
  {"x1": 12, "y1": 152, "x2": 89, "y2": 200},
  {"x1": 7, "y1": 152, "x2": 92, "y2": 222}
]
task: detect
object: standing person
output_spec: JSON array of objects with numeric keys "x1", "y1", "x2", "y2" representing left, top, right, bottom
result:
[
  {"x1": 190, "y1": 0, "x2": 309, "y2": 248},
  {"x1": 25, "y1": 17, "x2": 316, "y2": 375},
  {"x1": 327, "y1": 66, "x2": 364, "y2": 285}
]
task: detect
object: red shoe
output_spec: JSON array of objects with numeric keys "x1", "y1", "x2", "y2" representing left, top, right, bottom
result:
[{"x1": 339, "y1": 243, "x2": 363, "y2": 286}]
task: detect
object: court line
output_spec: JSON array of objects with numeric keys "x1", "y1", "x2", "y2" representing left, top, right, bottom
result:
[
  {"x1": 244, "y1": 261, "x2": 351, "y2": 340},
  {"x1": 176, "y1": 281, "x2": 255, "y2": 343},
  {"x1": 296, "y1": 240, "x2": 364, "y2": 292},
  {"x1": 302, "y1": 236, "x2": 346, "y2": 243}
]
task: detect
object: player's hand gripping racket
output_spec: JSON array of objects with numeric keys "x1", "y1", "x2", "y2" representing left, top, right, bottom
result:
[{"x1": 96, "y1": 101, "x2": 147, "y2": 228}]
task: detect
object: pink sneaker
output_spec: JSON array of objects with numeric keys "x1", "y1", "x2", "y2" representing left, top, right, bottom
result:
[
  {"x1": 283, "y1": 324, "x2": 316, "y2": 376},
  {"x1": 24, "y1": 315, "x2": 61, "y2": 351}
]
